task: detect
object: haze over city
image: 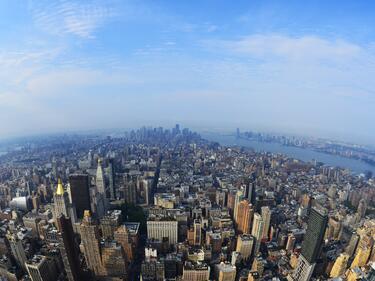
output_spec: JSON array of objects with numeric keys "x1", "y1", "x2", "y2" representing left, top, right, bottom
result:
[
  {"x1": 2, "y1": 2, "x2": 375, "y2": 281},
  {"x1": 1, "y1": 0, "x2": 375, "y2": 143}
]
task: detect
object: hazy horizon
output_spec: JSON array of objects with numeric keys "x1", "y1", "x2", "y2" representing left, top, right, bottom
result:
[{"x1": 1, "y1": 1, "x2": 375, "y2": 144}]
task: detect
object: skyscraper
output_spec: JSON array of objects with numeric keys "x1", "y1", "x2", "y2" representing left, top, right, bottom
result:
[
  {"x1": 53, "y1": 179, "x2": 69, "y2": 216},
  {"x1": 261, "y1": 206, "x2": 271, "y2": 240},
  {"x1": 69, "y1": 174, "x2": 91, "y2": 219},
  {"x1": 300, "y1": 207, "x2": 328, "y2": 263},
  {"x1": 236, "y1": 200, "x2": 254, "y2": 234},
  {"x1": 236, "y1": 234, "x2": 254, "y2": 261},
  {"x1": 251, "y1": 213, "x2": 264, "y2": 255},
  {"x1": 53, "y1": 179, "x2": 76, "y2": 227},
  {"x1": 216, "y1": 262, "x2": 236, "y2": 281},
  {"x1": 193, "y1": 219, "x2": 202, "y2": 246},
  {"x1": 6, "y1": 233, "x2": 27, "y2": 271},
  {"x1": 57, "y1": 215, "x2": 81, "y2": 281},
  {"x1": 79, "y1": 210, "x2": 104, "y2": 276},
  {"x1": 330, "y1": 253, "x2": 349, "y2": 278},
  {"x1": 350, "y1": 234, "x2": 373, "y2": 269},
  {"x1": 96, "y1": 159, "x2": 106, "y2": 196},
  {"x1": 106, "y1": 159, "x2": 116, "y2": 200},
  {"x1": 246, "y1": 181, "x2": 256, "y2": 205},
  {"x1": 25, "y1": 255, "x2": 56, "y2": 281},
  {"x1": 293, "y1": 207, "x2": 328, "y2": 281},
  {"x1": 234, "y1": 189, "x2": 244, "y2": 222}
]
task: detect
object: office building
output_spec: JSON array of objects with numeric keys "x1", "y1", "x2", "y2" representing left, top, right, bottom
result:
[
  {"x1": 57, "y1": 215, "x2": 81, "y2": 281},
  {"x1": 79, "y1": 211, "x2": 104, "y2": 276},
  {"x1": 69, "y1": 174, "x2": 91, "y2": 219},
  {"x1": 293, "y1": 207, "x2": 328, "y2": 281},
  {"x1": 147, "y1": 218, "x2": 178, "y2": 245}
]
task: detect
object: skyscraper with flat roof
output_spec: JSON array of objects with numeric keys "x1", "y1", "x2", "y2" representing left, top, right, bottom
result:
[
  {"x1": 293, "y1": 207, "x2": 328, "y2": 281},
  {"x1": 57, "y1": 215, "x2": 81, "y2": 281},
  {"x1": 69, "y1": 174, "x2": 91, "y2": 219}
]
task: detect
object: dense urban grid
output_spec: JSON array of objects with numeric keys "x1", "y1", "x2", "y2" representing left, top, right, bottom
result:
[{"x1": 0, "y1": 125, "x2": 374, "y2": 281}]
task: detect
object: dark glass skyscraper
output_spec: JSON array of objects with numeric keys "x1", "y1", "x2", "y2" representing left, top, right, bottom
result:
[
  {"x1": 69, "y1": 174, "x2": 91, "y2": 219},
  {"x1": 57, "y1": 215, "x2": 81, "y2": 281},
  {"x1": 293, "y1": 206, "x2": 328, "y2": 281},
  {"x1": 301, "y1": 207, "x2": 328, "y2": 263}
]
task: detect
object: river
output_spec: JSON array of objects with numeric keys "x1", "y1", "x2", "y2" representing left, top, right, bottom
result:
[{"x1": 202, "y1": 132, "x2": 375, "y2": 175}]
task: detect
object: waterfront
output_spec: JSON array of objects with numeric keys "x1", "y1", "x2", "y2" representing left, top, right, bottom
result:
[{"x1": 202, "y1": 132, "x2": 375, "y2": 175}]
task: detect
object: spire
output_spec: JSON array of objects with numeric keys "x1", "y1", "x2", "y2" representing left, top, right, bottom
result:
[{"x1": 56, "y1": 178, "x2": 64, "y2": 195}]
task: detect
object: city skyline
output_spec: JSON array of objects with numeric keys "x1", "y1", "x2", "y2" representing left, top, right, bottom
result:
[{"x1": 1, "y1": 0, "x2": 375, "y2": 143}]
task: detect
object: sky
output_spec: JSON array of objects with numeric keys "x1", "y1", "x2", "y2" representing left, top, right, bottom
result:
[{"x1": 1, "y1": 0, "x2": 375, "y2": 144}]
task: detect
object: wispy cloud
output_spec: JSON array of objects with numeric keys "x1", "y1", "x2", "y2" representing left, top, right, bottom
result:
[
  {"x1": 29, "y1": 0, "x2": 116, "y2": 38},
  {"x1": 214, "y1": 34, "x2": 363, "y2": 62}
]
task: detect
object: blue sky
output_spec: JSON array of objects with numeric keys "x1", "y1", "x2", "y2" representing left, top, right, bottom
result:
[{"x1": 1, "y1": 0, "x2": 375, "y2": 144}]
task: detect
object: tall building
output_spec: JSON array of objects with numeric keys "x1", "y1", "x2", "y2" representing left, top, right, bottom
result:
[
  {"x1": 114, "y1": 225, "x2": 134, "y2": 263},
  {"x1": 101, "y1": 241, "x2": 127, "y2": 278},
  {"x1": 96, "y1": 159, "x2": 106, "y2": 196},
  {"x1": 123, "y1": 174, "x2": 137, "y2": 205},
  {"x1": 246, "y1": 181, "x2": 256, "y2": 205},
  {"x1": 141, "y1": 259, "x2": 165, "y2": 281},
  {"x1": 53, "y1": 179, "x2": 69, "y2": 217},
  {"x1": 216, "y1": 262, "x2": 236, "y2": 281},
  {"x1": 100, "y1": 210, "x2": 122, "y2": 239},
  {"x1": 193, "y1": 219, "x2": 202, "y2": 246},
  {"x1": 357, "y1": 199, "x2": 367, "y2": 219},
  {"x1": 6, "y1": 233, "x2": 27, "y2": 271},
  {"x1": 251, "y1": 256, "x2": 266, "y2": 277},
  {"x1": 234, "y1": 189, "x2": 244, "y2": 222},
  {"x1": 330, "y1": 253, "x2": 349, "y2": 278},
  {"x1": 57, "y1": 215, "x2": 81, "y2": 281},
  {"x1": 293, "y1": 207, "x2": 328, "y2": 281},
  {"x1": 69, "y1": 174, "x2": 91, "y2": 219},
  {"x1": 251, "y1": 213, "x2": 264, "y2": 255},
  {"x1": 182, "y1": 261, "x2": 210, "y2": 281},
  {"x1": 25, "y1": 255, "x2": 56, "y2": 281},
  {"x1": 286, "y1": 233, "x2": 296, "y2": 252},
  {"x1": 147, "y1": 218, "x2": 178, "y2": 245},
  {"x1": 236, "y1": 234, "x2": 254, "y2": 261},
  {"x1": 106, "y1": 159, "x2": 116, "y2": 200},
  {"x1": 350, "y1": 235, "x2": 373, "y2": 268},
  {"x1": 79, "y1": 210, "x2": 104, "y2": 276},
  {"x1": 53, "y1": 179, "x2": 76, "y2": 227},
  {"x1": 236, "y1": 200, "x2": 254, "y2": 234},
  {"x1": 261, "y1": 206, "x2": 271, "y2": 240}
]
